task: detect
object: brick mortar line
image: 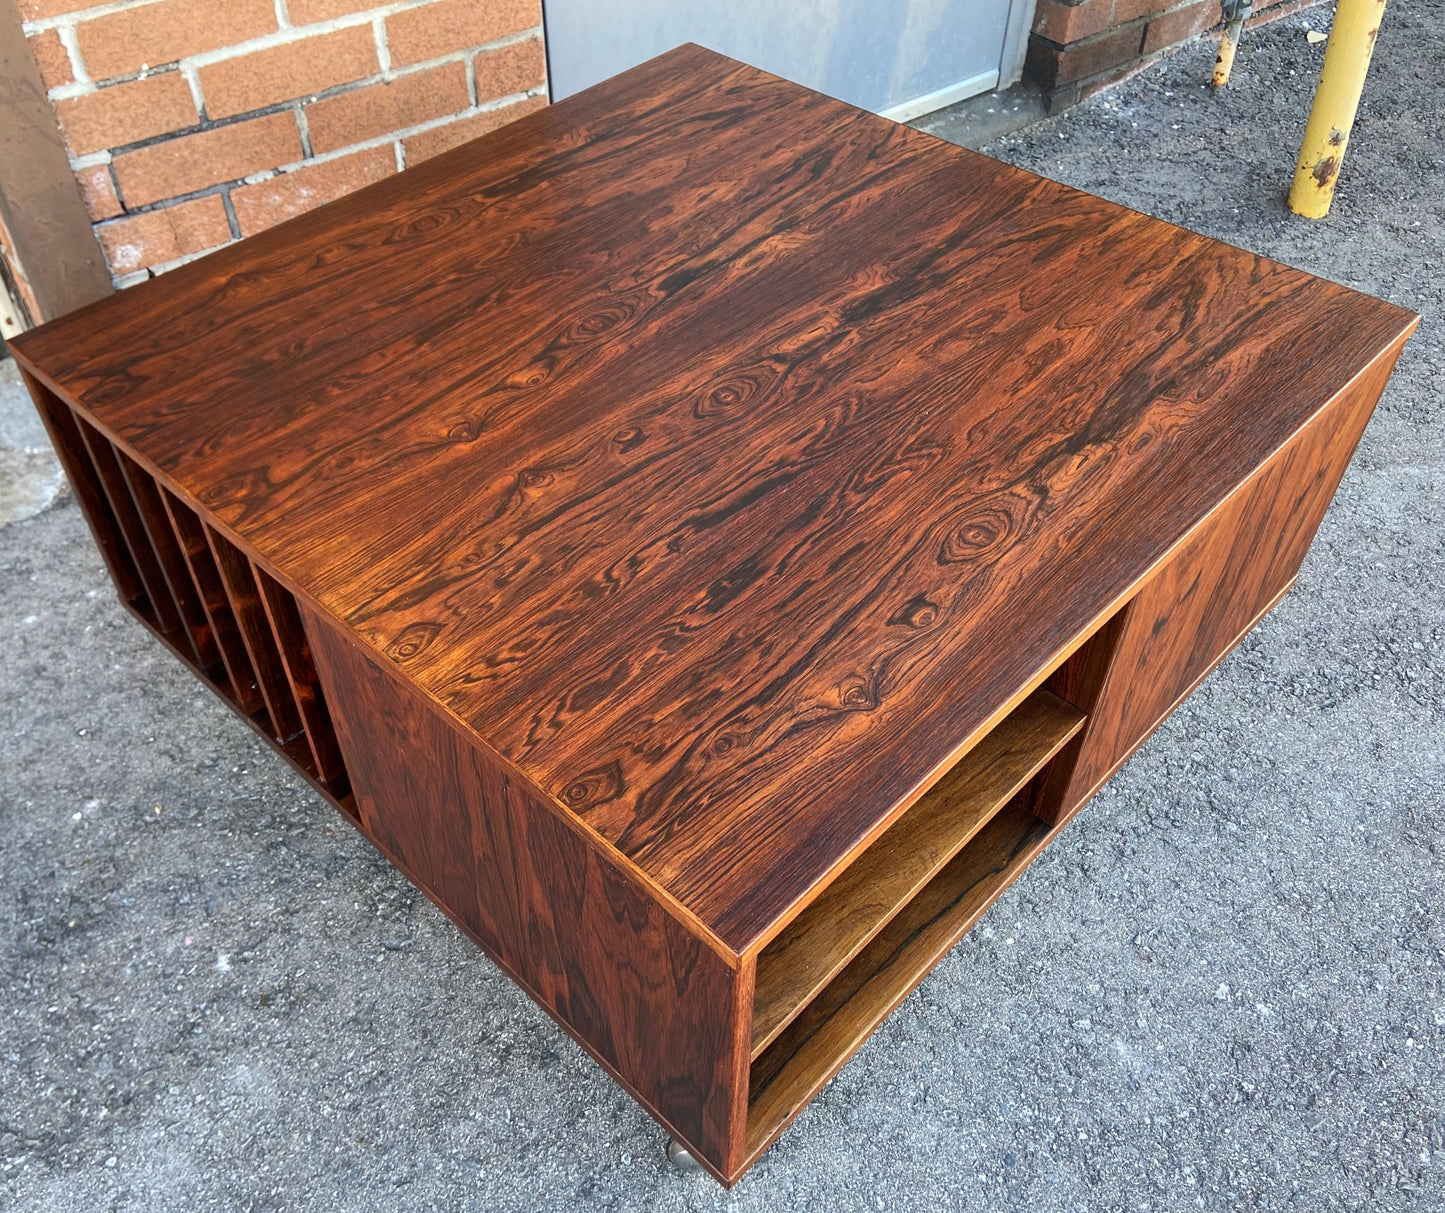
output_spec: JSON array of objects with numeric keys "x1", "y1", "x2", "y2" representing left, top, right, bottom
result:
[
  {"x1": 23, "y1": 0, "x2": 165, "y2": 33},
  {"x1": 47, "y1": 62, "x2": 174, "y2": 103},
  {"x1": 266, "y1": 81, "x2": 546, "y2": 172},
  {"x1": 1036, "y1": 0, "x2": 1316, "y2": 59},
  {"x1": 96, "y1": 174, "x2": 235, "y2": 275},
  {"x1": 294, "y1": 102, "x2": 314, "y2": 158},
  {"x1": 44, "y1": 24, "x2": 541, "y2": 104},
  {"x1": 92, "y1": 84, "x2": 544, "y2": 224},
  {"x1": 55, "y1": 25, "x2": 89, "y2": 85},
  {"x1": 102, "y1": 176, "x2": 231, "y2": 222},
  {"x1": 219, "y1": 188, "x2": 242, "y2": 241},
  {"x1": 372, "y1": 14, "x2": 391, "y2": 73},
  {"x1": 26, "y1": 0, "x2": 463, "y2": 36},
  {"x1": 114, "y1": 238, "x2": 231, "y2": 287},
  {"x1": 180, "y1": 63, "x2": 205, "y2": 116},
  {"x1": 56, "y1": 30, "x2": 541, "y2": 169},
  {"x1": 1030, "y1": 0, "x2": 1219, "y2": 53}
]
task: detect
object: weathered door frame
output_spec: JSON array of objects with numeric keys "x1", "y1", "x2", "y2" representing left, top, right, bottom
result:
[
  {"x1": 878, "y1": 0, "x2": 1041, "y2": 121},
  {"x1": 0, "y1": 0, "x2": 112, "y2": 331}
]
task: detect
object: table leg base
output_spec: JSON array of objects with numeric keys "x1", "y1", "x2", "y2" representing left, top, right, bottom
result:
[{"x1": 666, "y1": 1139, "x2": 705, "y2": 1173}]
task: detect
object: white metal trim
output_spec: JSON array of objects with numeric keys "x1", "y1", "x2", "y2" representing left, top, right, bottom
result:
[
  {"x1": 998, "y1": 0, "x2": 1042, "y2": 89},
  {"x1": 878, "y1": 68, "x2": 1000, "y2": 123}
]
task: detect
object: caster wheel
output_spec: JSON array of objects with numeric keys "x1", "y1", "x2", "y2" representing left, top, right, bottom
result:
[{"x1": 666, "y1": 1138, "x2": 703, "y2": 1173}]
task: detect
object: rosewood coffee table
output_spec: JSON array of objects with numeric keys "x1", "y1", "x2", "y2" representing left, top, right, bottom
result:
[{"x1": 9, "y1": 44, "x2": 1416, "y2": 1185}]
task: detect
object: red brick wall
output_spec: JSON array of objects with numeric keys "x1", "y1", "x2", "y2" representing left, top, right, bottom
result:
[
  {"x1": 19, "y1": 0, "x2": 546, "y2": 286},
  {"x1": 1025, "y1": 0, "x2": 1301, "y2": 110}
]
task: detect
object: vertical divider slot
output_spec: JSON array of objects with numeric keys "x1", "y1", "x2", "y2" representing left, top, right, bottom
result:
[
  {"x1": 160, "y1": 488, "x2": 267, "y2": 720},
  {"x1": 114, "y1": 451, "x2": 220, "y2": 675},
  {"x1": 15, "y1": 371, "x2": 353, "y2": 816},
  {"x1": 74, "y1": 421, "x2": 186, "y2": 640},
  {"x1": 252, "y1": 563, "x2": 350, "y2": 794},
  {"x1": 204, "y1": 523, "x2": 305, "y2": 748}
]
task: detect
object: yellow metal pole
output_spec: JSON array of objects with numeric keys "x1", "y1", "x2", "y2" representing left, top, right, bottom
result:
[
  {"x1": 1288, "y1": 0, "x2": 1387, "y2": 218},
  {"x1": 1211, "y1": 2, "x2": 1251, "y2": 89}
]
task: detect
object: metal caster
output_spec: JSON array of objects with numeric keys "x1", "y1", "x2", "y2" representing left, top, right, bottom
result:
[{"x1": 666, "y1": 1138, "x2": 703, "y2": 1173}]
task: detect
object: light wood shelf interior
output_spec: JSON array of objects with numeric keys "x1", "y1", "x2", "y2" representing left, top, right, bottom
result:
[
  {"x1": 745, "y1": 686, "x2": 1085, "y2": 1157},
  {"x1": 751, "y1": 687, "x2": 1083, "y2": 1056}
]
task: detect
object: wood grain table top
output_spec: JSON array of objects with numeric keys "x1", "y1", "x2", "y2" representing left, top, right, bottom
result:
[{"x1": 12, "y1": 44, "x2": 1417, "y2": 958}]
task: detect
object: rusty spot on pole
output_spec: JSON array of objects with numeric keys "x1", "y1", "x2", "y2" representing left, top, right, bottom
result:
[{"x1": 1288, "y1": 0, "x2": 1387, "y2": 217}]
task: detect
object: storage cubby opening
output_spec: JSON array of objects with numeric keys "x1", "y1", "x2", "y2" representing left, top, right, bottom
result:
[
  {"x1": 744, "y1": 674, "x2": 1101, "y2": 1157},
  {"x1": 39, "y1": 391, "x2": 352, "y2": 808},
  {"x1": 746, "y1": 788, "x2": 1052, "y2": 1156},
  {"x1": 750, "y1": 686, "x2": 1084, "y2": 1059}
]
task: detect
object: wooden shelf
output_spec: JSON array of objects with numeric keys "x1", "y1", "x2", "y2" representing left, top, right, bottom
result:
[
  {"x1": 746, "y1": 793, "x2": 1055, "y2": 1159},
  {"x1": 750, "y1": 688, "x2": 1084, "y2": 1057}
]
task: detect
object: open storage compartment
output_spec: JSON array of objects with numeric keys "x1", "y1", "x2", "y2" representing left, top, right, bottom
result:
[
  {"x1": 23, "y1": 370, "x2": 356, "y2": 817},
  {"x1": 744, "y1": 682, "x2": 1090, "y2": 1159}
]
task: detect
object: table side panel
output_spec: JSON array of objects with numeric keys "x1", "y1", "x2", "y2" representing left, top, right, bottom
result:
[
  {"x1": 1042, "y1": 336, "x2": 1407, "y2": 824},
  {"x1": 300, "y1": 605, "x2": 751, "y2": 1178}
]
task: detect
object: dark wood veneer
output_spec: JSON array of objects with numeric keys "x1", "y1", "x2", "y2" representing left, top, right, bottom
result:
[
  {"x1": 1039, "y1": 340, "x2": 1407, "y2": 826},
  {"x1": 303, "y1": 607, "x2": 750, "y2": 1177},
  {"x1": 8, "y1": 44, "x2": 1415, "y2": 1184}
]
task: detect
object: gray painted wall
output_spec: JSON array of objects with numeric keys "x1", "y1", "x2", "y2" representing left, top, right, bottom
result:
[{"x1": 543, "y1": 0, "x2": 1021, "y2": 117}]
